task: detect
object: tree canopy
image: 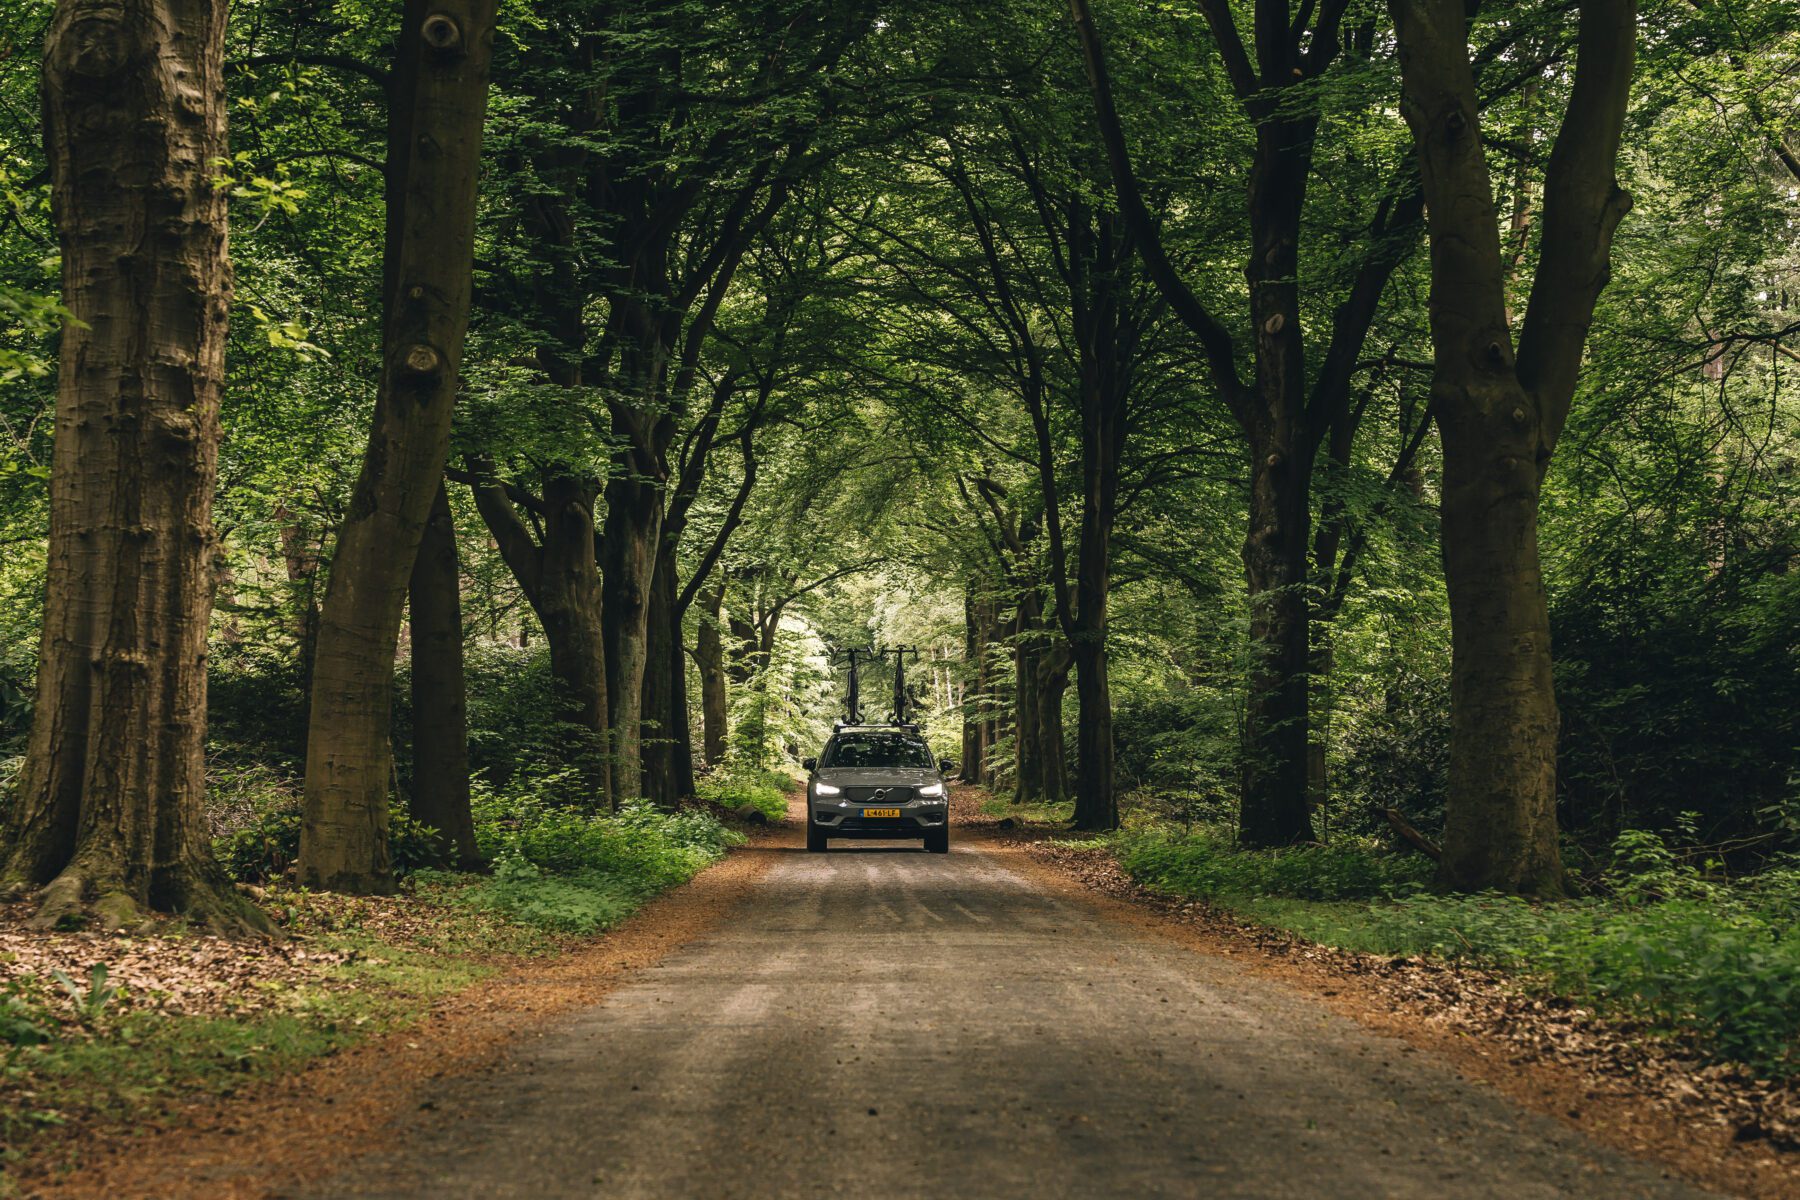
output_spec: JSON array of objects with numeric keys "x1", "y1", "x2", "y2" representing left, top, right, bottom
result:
[{"x1": 0, "y1": 0, "x2": 1797, "y2": 911}]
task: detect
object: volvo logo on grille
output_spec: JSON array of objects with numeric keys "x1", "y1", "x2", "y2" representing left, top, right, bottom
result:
[{"x1": 868, "y1": 788, "x2": 890, "y2": 802}]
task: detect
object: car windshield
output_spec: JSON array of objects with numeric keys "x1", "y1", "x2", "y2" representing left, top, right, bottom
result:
[{"x1": 821, "y1": 733, "x2": 934, "y2": 769}]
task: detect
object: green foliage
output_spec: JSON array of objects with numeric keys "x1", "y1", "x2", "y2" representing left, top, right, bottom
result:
[
  {"x1": 694, "y1": 764, "x2": 792, "y2": 821},
  {"x1": 0, "y1": 983, "x2": 50, "y2": 1047},
  {"x1": 1357, "y1": 882, "x2": 1800, "y2": 1075},
  {"x1": 47, "y1": 965, "x2": 117, "y2": 1028},
  {"x1": 1112, "y1": 826, "x2": 1435, "y2": 903},
  {"x1": 431, "y1": 790, "x2": 745, "y2": 933},
  {"x1": 213, "y1": 797, "x2": 446, "y2": 883},
  {"x1": 446, "y1": 853, "x2": 637, "y2": 934},
  {"x1": 980, "y1": 795, "x2": 1076, "y2": 825},
  {"x1": 1119, "y1": 821, "x2": 1800, "y2": 1075},
  {"x1": 412, "y1": 644, "x2": 611, "y2": 805}
]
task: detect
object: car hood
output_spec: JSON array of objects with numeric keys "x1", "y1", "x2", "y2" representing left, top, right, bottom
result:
[{"x1": 814, "y1": 767, "x2": 937, "y2": 786}]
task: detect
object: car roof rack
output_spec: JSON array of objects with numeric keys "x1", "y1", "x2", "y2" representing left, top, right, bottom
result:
[{"x1": 831, "y1": 720, "x2": 921, "y2": 734}]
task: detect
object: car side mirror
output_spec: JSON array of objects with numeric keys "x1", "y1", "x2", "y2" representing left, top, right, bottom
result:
[
  {"x1": 802, "y1": 757, "x2": 817, "y2": 772},
  {"x1": 939, "y1": 759, "x2": 955, "y2": 774}
]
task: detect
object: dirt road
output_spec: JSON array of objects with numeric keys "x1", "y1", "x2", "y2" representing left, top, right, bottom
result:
[{"x1": 293, "y1": 826, "x2": 1712, "y2": 1199}]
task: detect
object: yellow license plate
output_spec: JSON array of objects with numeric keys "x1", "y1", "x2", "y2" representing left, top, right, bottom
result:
[{"x1": 862, "y1": 807, "x2": 902, "y2": 818}]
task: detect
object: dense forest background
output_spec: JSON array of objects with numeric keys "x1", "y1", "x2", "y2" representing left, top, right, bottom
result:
[{"x1": 0, "y1": 0, "x2": 1797, "y2": 902}]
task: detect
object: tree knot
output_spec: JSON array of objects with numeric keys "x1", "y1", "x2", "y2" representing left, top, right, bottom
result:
[
  {"x1": 63, "y1": 14, "x2": 133, "y2": 80},
  {"x1": 401, "y1": 344, "x2": 442, "y2": 376},
  {"x1": 421, "y1": 13, "x2": 464, "y2": 54}
]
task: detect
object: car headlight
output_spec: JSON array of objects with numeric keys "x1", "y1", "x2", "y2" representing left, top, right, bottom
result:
[
  {"x1": 917, "y1": 782, "x2": 944, "y2": 798},
  {"x1": 814, "y1": 782, "x2": 842, "y2": 796}
]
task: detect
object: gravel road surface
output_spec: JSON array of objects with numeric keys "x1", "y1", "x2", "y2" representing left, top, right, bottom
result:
[{"x1": 296, "y1": 831, "x2": 1713, "y2": 1199}]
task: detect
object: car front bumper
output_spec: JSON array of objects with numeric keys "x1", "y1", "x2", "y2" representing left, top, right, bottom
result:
[{"x1": 811, "y1": 805, "x2": 948, "y2": 837}]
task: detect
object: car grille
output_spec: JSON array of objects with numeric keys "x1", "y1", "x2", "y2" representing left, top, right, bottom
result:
[{"x1": 845, "y1": 786, "x2": 915, "y2": 804}]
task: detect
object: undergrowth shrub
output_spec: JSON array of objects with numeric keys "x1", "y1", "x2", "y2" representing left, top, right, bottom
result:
[
  {"x1": 1110, "y1": 826, "x2": 1433, "y2": 902},
  {"x1": 695, "y1": 763, "x2": 791, "y2": 821},
  {"x1": 1351, "y1": 834, "x2": 1800, "y2": 1074},
  {"x1": 444, "y1": 854, "x2": 637, "y2": 934},
  {"x1": 1119, "y1": 819, "x2": 1800, "y2": 1075},
  {"x1": 434, "y1": 787, "x2": 744, "y2": 933},
  {"x1": 214, "y1": 798, "x2": 444, "y2": 882}
]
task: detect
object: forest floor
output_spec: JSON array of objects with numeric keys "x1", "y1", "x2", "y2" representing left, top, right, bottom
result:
[
  {"x1": 0, "y1": 812, "x2": 784, "y2": 1197},
  {"x1": 7, "y1": 788, "x2": 1782, "y2": 1198},
  {"x1": 976, "y1": 798, "x2": 1800, "y2": 1200}
]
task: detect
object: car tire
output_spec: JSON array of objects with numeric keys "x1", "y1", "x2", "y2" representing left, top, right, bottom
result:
[
  {"x1": 924, "y1": 827, "x2": 949, "y2": 854},
  {"x1": 807, "y1": 822, "x2": 827, "y2": 852}
]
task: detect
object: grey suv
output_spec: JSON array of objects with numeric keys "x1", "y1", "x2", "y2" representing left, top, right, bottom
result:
[{"x1": 802, "y1": 728, "x2": 953, "y2": 853}]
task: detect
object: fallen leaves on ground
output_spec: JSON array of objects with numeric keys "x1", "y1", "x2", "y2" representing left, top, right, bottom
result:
[
  {"x1": 1017, "y1": 832, "x2": 1800, "y2": 1157},
  {"x1": 0, "y1": 885, "x2": 472, "y2": 1033}
]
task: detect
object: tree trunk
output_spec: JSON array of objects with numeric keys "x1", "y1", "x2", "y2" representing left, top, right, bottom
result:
[
  {"x1": 300, "y1": 0, "x2": 497, "y2": 893},
  {"x1": 1392, "y1": 0, "x2": 1635, "y2": 894},
  {"x1": 961, "y1": 587, "x2": 986, "y2": 782},
  {"x1": 1437, "y1": 431, "x2": 1563, "y2": 892},
  {"x1": 1012, "y1": 628, "x2": 1043, "y2": 804},
  {"x1": 601, "y1": 473, "x2": 662, "y2": 803},
  {"x1": 1235, "y1": 92, "x2": 1321, "y2": 848},
  {"x1": 695, "y1": 581, "x2": 729, "y2": 766},
  {"x1": 1, "y1": 0, "x2": 260, "y2": 930},
  {"x1": 532, "y1": 476, "x2": 610, "y2": 795},
  {"x1": 1238, "y1": 439, "x2": 1318, "y2": 845},
  {"x1": 975, "y1": 596, "x2": 1001, "y2": 787},
  {"x1": 275, "y1": 504, "x2": 323, "y2": 693},
  {"x1": 1069, "y1": 311, "x2": 1123, "y2": 833},
  {"x1": 1306, "y1": 641, "x2": 1335, "y2": 818},
  {"x1": 639, "y1": 544, "x2": 694, "y2": 805},
  {"x1": 1070, "y1": 639, "x2": 1115, "y2": 831},
  {"x1": 725, "y1": 603, "x2": 758, "y2": 688},
  {"x1": 667, "y1": 628, "x2": 696, "y2": 795},
  {"x1": 1036, "y1": 645, "x2": 1072, "y2": 804},
  {"x1": 408, "y1": 483, "x2": 481, "y2": 869}
]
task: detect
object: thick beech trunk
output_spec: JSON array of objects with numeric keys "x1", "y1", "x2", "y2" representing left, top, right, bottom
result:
[
  {"x1": 1012, "y1": 616, "x2": 1071, "y2": 806},
  {"x1": 546, "y1": 479, "x2": 609, "y2": 722},
  {"x1": 470, "y1": 470, "x2": 611, "y2": 797},
  {"x1": 1392, "y1": 0, "x2": 1635, "y2": 893},
  {"x1": 300, "y1": 0, "x2": 497, "y2": 893},
  {"x1": 408, "y1": 483, "x2": 480, "y2": 868},
  {"x1": 601, "y1": 472, "x2": 662, "y2": 803},
  {"x1": 1, "y1": 0, "x2": 259, "y2": 929},
  {"x1": 1437, "y1": 421, "x2": 1562, "y2": 891},
  {"x1": 640, "y1": 545, "x2": 694, "y2": 805},
  {"x1": 1234, "y1": 103, "x2": 1321, "y2": 848},
  {"x1": 1238, "y1": 438, "x2": 1318, "y2": 845},
  {"x1": 1071, "y1": 639, "x2": 1114, "y2": 831},
  {"x1": 1068, "y1": 303, "x2": 1124, "y2": 833},
  {"x1": 695, "y1": 583, "x2": 729, "y2": 766},
  {"x1": 537, "y1": 488, "x2": 612, "y2": 791}
]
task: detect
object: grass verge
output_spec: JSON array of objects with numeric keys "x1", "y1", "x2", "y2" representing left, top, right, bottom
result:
[
  {"x1": 1003, "y1": 806, "x2": 1800, "y2": 1079},
  {"x1": 0, "y1": 794, "x2": 763, "y2": 1185}
]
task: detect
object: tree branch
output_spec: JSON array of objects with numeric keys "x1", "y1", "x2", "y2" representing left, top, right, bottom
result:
[{"x1": 1067, "y1": 0, "x2": 1253, "y2": 430}]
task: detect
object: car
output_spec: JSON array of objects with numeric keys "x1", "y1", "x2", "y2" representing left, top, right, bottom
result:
[{"x1": 802, "y1": 726, "x2": 955, "y2": 854}]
